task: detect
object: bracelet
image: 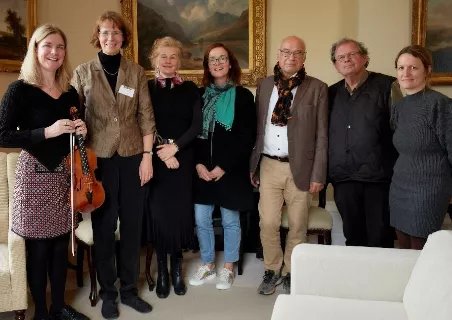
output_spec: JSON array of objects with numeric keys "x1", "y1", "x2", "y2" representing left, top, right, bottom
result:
[{"x1": 143, "y1": 150, "x2": 153, "y2": 155}]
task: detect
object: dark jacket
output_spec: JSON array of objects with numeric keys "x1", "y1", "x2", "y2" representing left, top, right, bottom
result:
[
  {"x1": 194, "y1": 86, "x2": 257, "y2": 211},
  {"x1": 328, "y1": 72, "x2": 397, "y2": 184}
]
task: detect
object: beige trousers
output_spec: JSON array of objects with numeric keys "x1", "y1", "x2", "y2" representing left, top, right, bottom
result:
[{"x1": 258, "y1": 156, "x2": 312, "y2": 275}]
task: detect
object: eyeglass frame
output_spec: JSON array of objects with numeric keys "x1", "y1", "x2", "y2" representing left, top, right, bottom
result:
[
  {"x1": 208, "y1": 55, "x2": 229, "y2": 65},
  {"x1": 334, "y1": 51, "x2": 362, "y2": 63},
  {"x1": 98, "y1": 30, "x2": 123, "y2": 38},
  {"x1": 278, "y1": 49, "x2": 307, "y2": 59}
]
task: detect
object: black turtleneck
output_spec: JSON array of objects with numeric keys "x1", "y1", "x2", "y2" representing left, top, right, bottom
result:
[{"x1": 98, "y1": 51, "x2": 121, "y2": 94}]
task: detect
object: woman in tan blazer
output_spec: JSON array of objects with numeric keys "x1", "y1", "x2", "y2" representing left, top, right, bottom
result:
[{"x1": 72, "y1": 11, "x2": 155, "y2": 319}]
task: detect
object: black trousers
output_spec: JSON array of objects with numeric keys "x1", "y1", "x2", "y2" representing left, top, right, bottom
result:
[
  {"x1": 92, "y1": 153, "x2": 145, "y2": 301},
  {"x1": 26, "y1": 233, "x2": 70, "y2": 319},
  {"x1": 334, "y1": 181, "x2": 394, "y2": 248}
]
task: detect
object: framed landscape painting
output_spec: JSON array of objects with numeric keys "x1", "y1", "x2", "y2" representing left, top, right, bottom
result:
[
  {"x1": 412, "y1": 0, "x2": 452, "y2": 85},
  {"x1": 0, "y1": 0, "x2": 37, "y2": 72},
  {"x1": 120, "y1": 0, "x2": 266, "y2": 86}
]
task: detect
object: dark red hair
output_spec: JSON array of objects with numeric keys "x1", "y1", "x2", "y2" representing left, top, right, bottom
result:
[{"x1": 202, "y1": 43, "x2": 242, "y2": 87}]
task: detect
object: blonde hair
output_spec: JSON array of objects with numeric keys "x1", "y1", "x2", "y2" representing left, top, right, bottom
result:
[
  {"x1": 149, "y1": 36, "x2": 183, "y2": 70},
  {"x1": 19, "y1": 24, "x2": 72, "y2": 92}
]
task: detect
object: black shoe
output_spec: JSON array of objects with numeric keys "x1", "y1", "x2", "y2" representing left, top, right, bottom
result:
[
  {"x1": 282, "y1": 273, "x2": 291, "y2": 294},
  {"x1": 121, "y1": 296, "x2": 153, "y2": 313},
  {"x1": 49, "y1": 305, "x2": 89, "y2": 320},
  {"x1": 171, "y1": 256, "x2": 187, "y2": 296},
  {"x1": 156, "y1": 259, "x2": 170, "y2": 299},
  {"x1": 50, "y1": 305, "x2": 89, "y2": 320},
  {"x1": 101, "y1": 300, "x2": 119, "y2": 320}
]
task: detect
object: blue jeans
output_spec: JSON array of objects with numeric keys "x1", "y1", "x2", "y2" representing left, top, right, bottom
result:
[{"x1": 194, "y1": 204, "x2": 241, "y2": 264}]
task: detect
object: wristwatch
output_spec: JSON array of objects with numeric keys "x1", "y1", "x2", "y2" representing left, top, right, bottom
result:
[
  {"x1": 168, "y1": 139, "x2": 179, "y2": 153},
  {"x1": 143, "y1": 150, "x2": 153, "y2": 155}
]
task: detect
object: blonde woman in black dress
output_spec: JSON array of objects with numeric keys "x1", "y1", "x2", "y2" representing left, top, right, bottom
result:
[{"x1": 146, "y1": 36, "x2": 201, "y2": 299}]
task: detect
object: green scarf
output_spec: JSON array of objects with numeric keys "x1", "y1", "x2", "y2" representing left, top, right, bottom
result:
[{"x1": 199, "y1": 81, "x2": 236, "y2": 139}]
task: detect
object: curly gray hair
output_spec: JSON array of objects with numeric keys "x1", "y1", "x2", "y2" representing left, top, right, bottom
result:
[{"x1": 330, "y1": 38, "x2": 369, "y2": 67}]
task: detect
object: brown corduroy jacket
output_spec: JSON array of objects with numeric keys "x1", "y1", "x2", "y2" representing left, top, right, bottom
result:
[
  {"x1": 72, "y1": 56, "x2": 155, "y2": 158},
  {"x1": 250, "y1": 75, "x2": 329, "y2": 192}
]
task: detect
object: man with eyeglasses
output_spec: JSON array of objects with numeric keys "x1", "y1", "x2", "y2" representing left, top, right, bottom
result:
[
  {"x1": 328, "y1": 38, "x2": 402, "y2": 249},
  {"x1": 250, "y1": 36, "x2": 328, "y2": 295}
]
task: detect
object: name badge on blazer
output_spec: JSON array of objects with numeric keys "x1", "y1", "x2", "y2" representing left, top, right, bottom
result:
[{"x1": 118, "y1": 85, "x2": 135, "y2": 98}]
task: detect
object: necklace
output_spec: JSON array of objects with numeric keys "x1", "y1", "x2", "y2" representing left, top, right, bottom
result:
[
  {"x1": 103, "y1": 67, "x2": 119, "y2": 76},
  {"x1": 42, "y1": 84, "x2": 55, "y2": 92}
]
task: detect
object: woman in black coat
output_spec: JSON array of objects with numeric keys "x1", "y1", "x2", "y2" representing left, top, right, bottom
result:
[{"x1": 189, "y1": 43, "x2": 256, "y2": 290}]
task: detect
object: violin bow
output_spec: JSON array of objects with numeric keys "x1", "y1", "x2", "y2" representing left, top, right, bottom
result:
[{"x1": 70, "y1": 132, "x2": 75, "y2": 256}]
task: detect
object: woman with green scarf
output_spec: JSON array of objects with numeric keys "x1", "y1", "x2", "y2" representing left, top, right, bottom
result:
[{"x1": 190, "y1": 43, "x2": 257, "y2": 290}]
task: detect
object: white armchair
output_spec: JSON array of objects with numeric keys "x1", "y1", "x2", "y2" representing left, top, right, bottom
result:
[
  {"x1": 271, "y1": 230, "x2": 452, "y2": 320},
  {"x1": 0, "y1": 152, "x2": 27, "y2": 320}
]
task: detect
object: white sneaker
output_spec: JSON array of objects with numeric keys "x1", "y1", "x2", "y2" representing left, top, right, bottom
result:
[
  {"x1": 189, "y1": 264, "x2": 216, "y2": 286},
  {"x1": 216, "y1": 267, "x2": 234, "y2": 290}
]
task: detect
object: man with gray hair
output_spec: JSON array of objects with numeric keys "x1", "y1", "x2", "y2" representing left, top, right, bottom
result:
[{"x1": 328, "y1": 38, "x2": 402, "y2": 248}]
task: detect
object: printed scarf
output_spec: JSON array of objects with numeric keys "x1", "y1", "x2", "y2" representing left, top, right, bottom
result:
[
  {"x1": 199, "y1": 81, "x2": 236, "y2": 139},
  {"x1": 271, "y1": 63, "x2": 306, "y2": 126},
  {"x1": 156, "y1": 72, "x2": 184, "y2": 88}
]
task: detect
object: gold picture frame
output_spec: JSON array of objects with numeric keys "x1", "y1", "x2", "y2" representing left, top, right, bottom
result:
[
  {"x1": 412, "y1": 0, "x2": 452, "y2": 85},
  {"x1": 0, "y1": 0, "x2": 37, "y2": 73},
  {"x1": 120, "y1": 0, "x2": 266, "y2": 86}
]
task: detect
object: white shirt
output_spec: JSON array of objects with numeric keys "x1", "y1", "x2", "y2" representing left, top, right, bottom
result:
[{"x1": 263, "y1": 85, "x2": 298, "y2": 157}]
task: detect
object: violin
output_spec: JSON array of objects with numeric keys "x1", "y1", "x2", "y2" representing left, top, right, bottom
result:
[{"x1": 67, "y1": 106, "x2": 105, "y2": 213}]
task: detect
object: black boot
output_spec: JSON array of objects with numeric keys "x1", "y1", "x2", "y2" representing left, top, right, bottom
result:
[
  {"x1": 156, "y1": 259, "x2": 170, "y2": 299},
  {"x1": 171, "y1": 255, "x2": 187, "y2": 296}
]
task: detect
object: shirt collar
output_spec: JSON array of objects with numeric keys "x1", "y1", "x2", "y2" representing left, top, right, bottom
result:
[{"x1": 345, "y1": 70, "x2": 369, "y2": 95}]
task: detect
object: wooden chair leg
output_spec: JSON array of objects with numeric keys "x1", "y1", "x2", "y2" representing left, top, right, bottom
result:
[
  {"x1": 317, "y1": 234, "x2": 325, "y2": 244},
  {"x1": 87, "y1": 246, "x2": 98, "y2": 307},
  {"x1": 76, "y1": 242, "x2": 85, "y2": 287},
  {"x1": 115, "y1": 241, "x2": 121, "y2": 278},
  {"x1": 238, "y1": 231, "x2": 244, "y2": 276},
  {"x1": 280, "y1": 227, "x2": 288, "y2": 253},
  {"x1": 145, "y1": 244, "x2": 155, "y2": 291},
  {"x1": 14, "y1": 310, "x2": 25, "y2": 320},
  {"x1": 318, "y1": 186, "x2": 327, "y2": 209},
  {"x1": 237, "y1": 212, "x2": 248, "y2": 275},
  {"x1": 324, "y1": 230, "x2": 332, "y2": 245},
  {"x1": 192, "y1": 228, "x2": 200, "y2": 253}
]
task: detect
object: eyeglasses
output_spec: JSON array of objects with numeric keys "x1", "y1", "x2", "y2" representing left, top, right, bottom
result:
[
  {"x1": 159, "y1": 55, "x2": 177, "y2": 61},
  {"x1": 99, "y1": 31, "x2": 123, "y2": 38},
  {"x1": 279, "y1": 49, "x2": 306, "y2": 59},
  {"x1": 335, "y1": 51, "x2": 361, "y2": 63},
  {"x1": 208, "y1": 55, "x2": 229, "y2": 65}
]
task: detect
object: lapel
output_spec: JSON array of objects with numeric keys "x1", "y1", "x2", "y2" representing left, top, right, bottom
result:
[
  {"x1": 115, "y1": 57, "x2": 127, "y2": 96},
  {"x1": 93, "y1": 55, "x2": 116, "y2": 102},
  {"x1": 290, "y1": 76, "x2": 311, "y2": 116},
  {"x1": 260, "y1": 77, "x2": 274, "y2": 129}
]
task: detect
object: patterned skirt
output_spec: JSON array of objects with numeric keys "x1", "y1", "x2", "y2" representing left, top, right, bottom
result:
[{"x1": 12, "y1": 150, "x2": 74, "y2": 239}]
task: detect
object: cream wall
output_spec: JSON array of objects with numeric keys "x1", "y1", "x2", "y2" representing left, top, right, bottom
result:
[
  {"x1": 0, "y1": 0, "x2": 451, "y2": 97},
  {"x1": 1, "y1": 0, "x2": 449, "y2": 200}
]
